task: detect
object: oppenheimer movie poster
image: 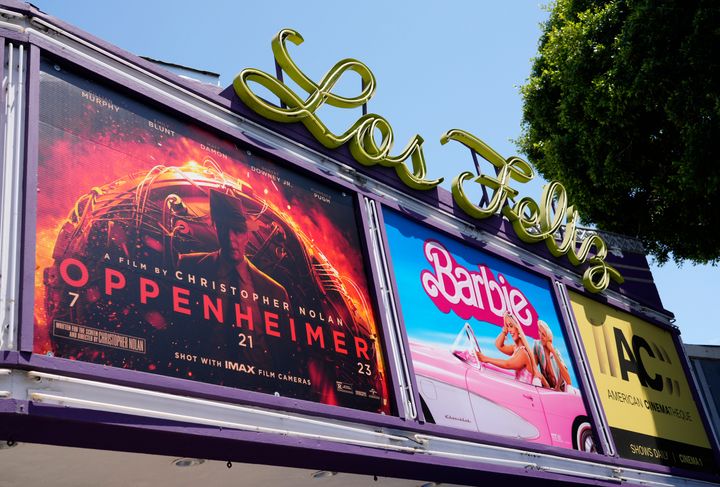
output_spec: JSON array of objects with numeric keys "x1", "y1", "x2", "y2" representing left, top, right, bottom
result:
[{"x1": 34, "y1": 59, "x2": 390, "y2": 414}]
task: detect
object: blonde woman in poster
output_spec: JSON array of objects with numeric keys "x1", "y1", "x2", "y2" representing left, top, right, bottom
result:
[
  {"x1": 476, "y1": 312, "x2": 543, "y2": 386},
  {"x1": 533, "y1": 320, "x2": 573, "y2": 391}
]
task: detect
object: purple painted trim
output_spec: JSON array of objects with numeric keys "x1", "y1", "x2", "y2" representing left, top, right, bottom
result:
[
  {"x1": 7, "y1": 352, "x2": 412, "y2": 430},
  {"x1": 0, "y1": 402, "x2": 641, "y2": 487},
  {"x1": 8, "y1": 344, "x2": 628, "y2": 483},
  {"x1": 0, "y1": 26, "x2": 29, "y2": 44},
  {"x1": 600, "y1": 450, "x2": 720, "y2": 481},
  {"x1": 354, "y1": 193, "x2": 403, "y2": 418},
  {"x1": 0, "y1": 349, "x2": 20, "y2": 362},
  {"x1": 400, "y1": 416, "x2": 606, "y2": 463},
  {"x1": 0, "y1": 398, "x2": 25, "y2": 414},
  {"x1": 0, "y1": 0, "x2": 32, "y2": 13},
  {"x1": 607, "y1": 456, "x2": 720, "y2": 482},
  {"x1": 18, "y1": 44, "x2": 38, "y2": 352},
  {"x1": 1, "y1": 348, "x2": 618, "y2": 467}
]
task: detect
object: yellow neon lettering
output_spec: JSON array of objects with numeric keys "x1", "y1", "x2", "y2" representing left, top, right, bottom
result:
[
  {"x1": 234, "y1": 29, "x2": 624, "y2": 293},
  {"x1": 444, "y1": 129, "x2": 533, "y2": 218},
  {"x1": 445, "y1": 130, "x2": 623, "y2": 293},
  {"x1": 233, "y1": 28, "x2": 442, "y2": 191}
]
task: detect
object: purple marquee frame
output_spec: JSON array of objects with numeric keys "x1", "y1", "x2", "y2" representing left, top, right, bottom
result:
[{"x1": 1, "y1": 1, "x2": 718, "y2": 483}]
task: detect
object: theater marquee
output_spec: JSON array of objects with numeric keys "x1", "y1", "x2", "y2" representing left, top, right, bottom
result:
[{"x1": 0, "y1": 6, "x2": 716, "y2": 484}]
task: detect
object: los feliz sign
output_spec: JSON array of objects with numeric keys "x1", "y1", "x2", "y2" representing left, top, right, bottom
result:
[{"x1": 233, "y1": 29, "x2": 623, "y2": 293}]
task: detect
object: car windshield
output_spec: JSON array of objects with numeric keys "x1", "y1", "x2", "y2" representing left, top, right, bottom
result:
[{"x1": 451, "y1": 323, "x2": 482, "y2": 369}]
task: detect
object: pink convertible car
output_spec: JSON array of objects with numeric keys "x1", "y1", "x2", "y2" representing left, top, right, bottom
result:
[{"x1": 412, "y1": 323, "x2": 595, "y2": 452}]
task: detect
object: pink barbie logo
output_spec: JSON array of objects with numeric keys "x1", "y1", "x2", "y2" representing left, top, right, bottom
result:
[{"x1": 420, "y1": 240, "x2": 539, "y2": 337}]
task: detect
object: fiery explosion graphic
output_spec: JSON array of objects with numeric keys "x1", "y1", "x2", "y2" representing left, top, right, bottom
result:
[{"x1": 34, "y1": 65, "x2": 390, "y2": 413}]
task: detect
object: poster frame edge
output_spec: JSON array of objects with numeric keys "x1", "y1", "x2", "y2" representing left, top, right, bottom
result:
[
  {"x1": 17, "y1": 42, "x2": 37, "y2": 352},
  {"x1": 354, "y1": 192, "x2": 403, "y2": 418}
]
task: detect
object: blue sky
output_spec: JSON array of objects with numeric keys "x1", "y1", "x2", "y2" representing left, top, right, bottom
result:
[{"x1": 32, "y1": 0, "x2": 719, "y2": 345}]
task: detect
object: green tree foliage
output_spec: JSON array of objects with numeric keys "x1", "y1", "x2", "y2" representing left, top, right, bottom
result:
[{"x1": 520, "y1": 0, "x2": 719, "y2": 264}]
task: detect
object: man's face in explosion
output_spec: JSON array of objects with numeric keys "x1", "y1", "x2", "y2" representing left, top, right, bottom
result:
[{"x1": 227, "y1": 227, "x2": 250, "y2": 264}]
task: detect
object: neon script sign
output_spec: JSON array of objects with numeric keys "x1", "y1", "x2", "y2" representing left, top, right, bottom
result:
[{"x1": 233, "y1": 29, "x2": 623, "y2": 293}]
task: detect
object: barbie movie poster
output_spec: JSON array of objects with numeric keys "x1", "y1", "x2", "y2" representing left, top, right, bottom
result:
[
  {"x1": 383, "y1": 210, "x2": 595, "y2": 451},
  {"x1": 34, "y1": 59, "x2": 390, "y2": 414}
]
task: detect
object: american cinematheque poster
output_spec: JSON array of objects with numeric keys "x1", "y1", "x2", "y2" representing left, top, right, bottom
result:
[
  {"x1": 383, "y1": 210, "x2": 595, "y2": 451},
  {"x1": 569, "y1": 291, "x2": 714, "y2": 471},
  {"x1": 34, "y1": 59, "x2": 390, "y2": 414}
]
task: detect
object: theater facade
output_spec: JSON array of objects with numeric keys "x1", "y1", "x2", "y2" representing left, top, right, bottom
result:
[{"x1": 1, "y1": 2, "x2": 718, "y2": 485}]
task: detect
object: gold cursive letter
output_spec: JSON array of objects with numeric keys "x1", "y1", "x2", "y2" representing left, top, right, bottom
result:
[{"x1": 233, "y1": 29, "x2": 442, "y2": 190}]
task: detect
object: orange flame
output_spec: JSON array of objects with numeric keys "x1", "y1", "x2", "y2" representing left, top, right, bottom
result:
[{"x1": 35, "y1": 124, "x2": 390, "y2": 410}]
